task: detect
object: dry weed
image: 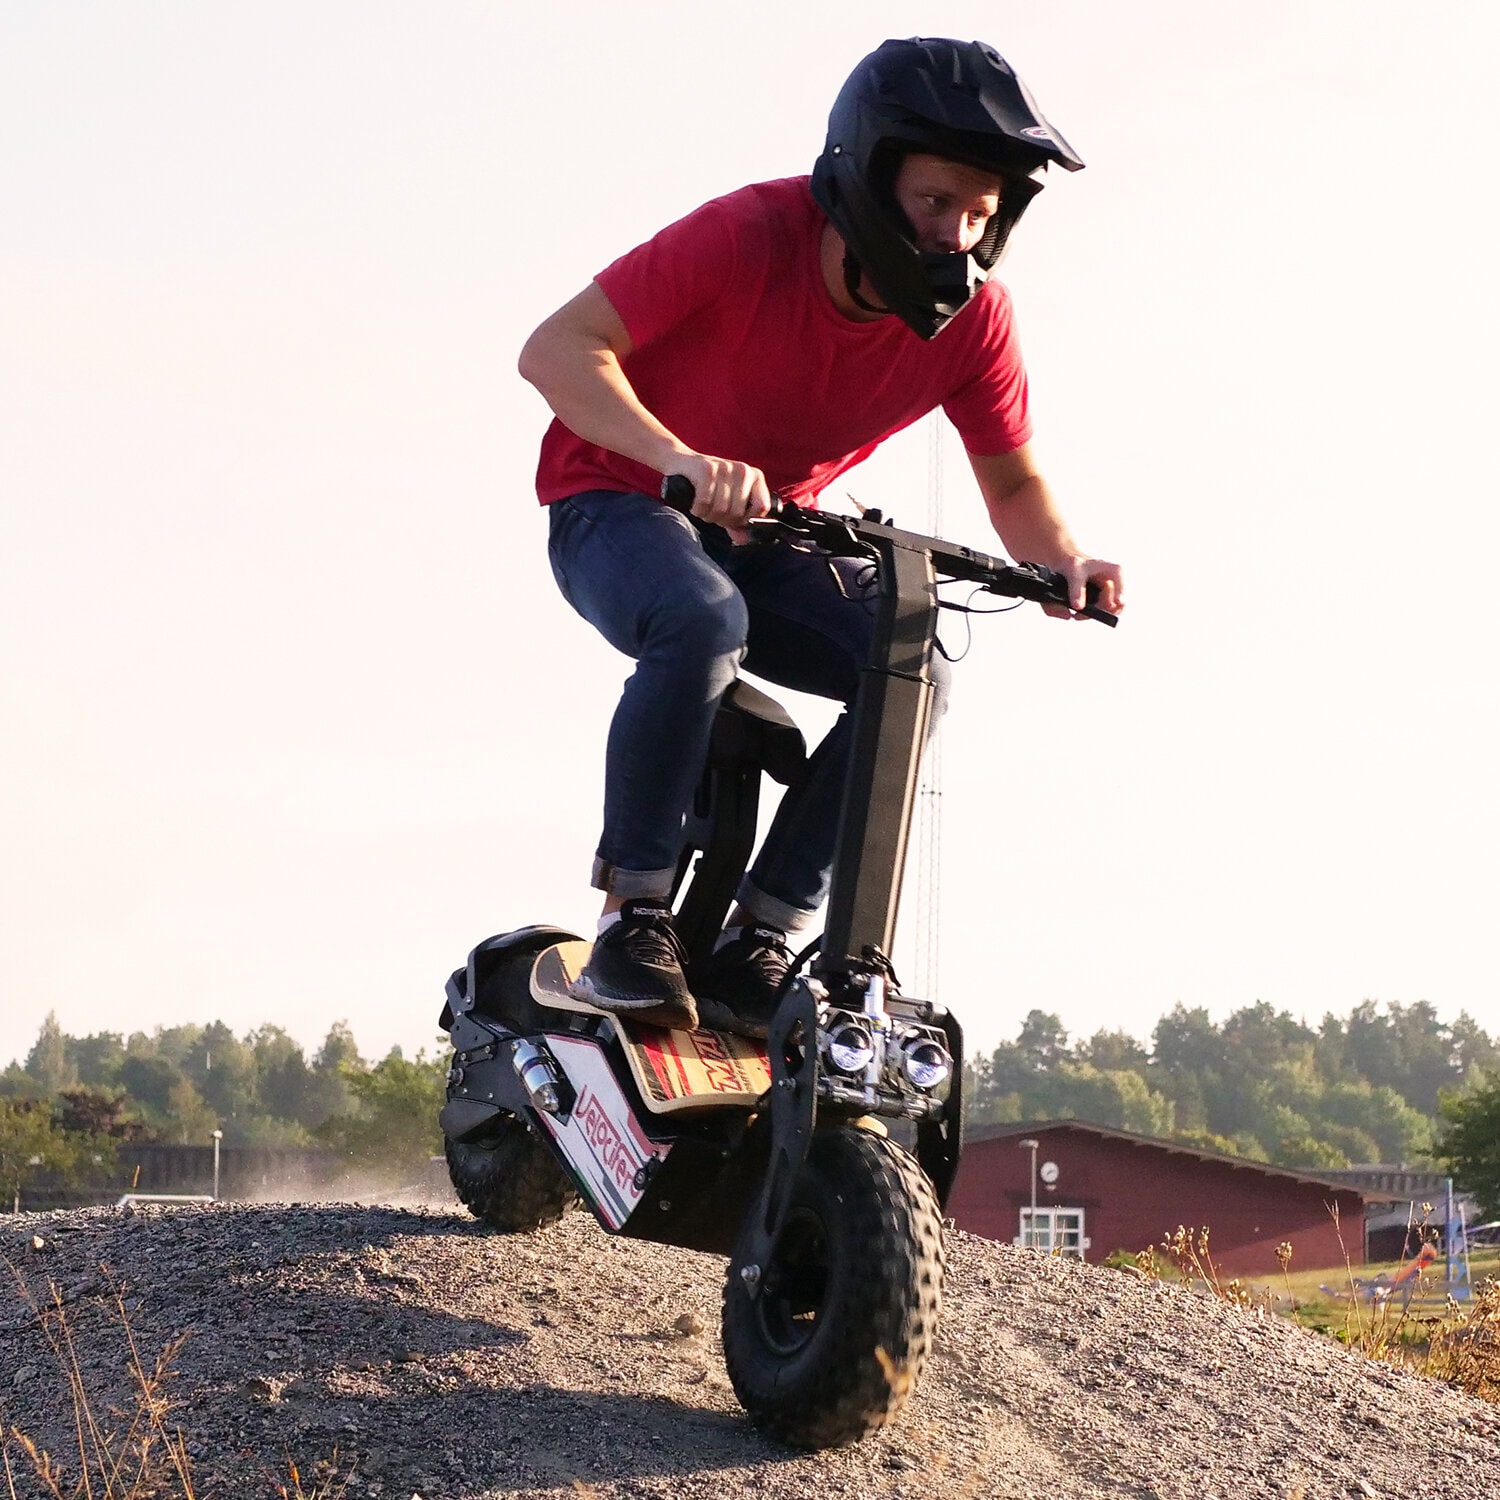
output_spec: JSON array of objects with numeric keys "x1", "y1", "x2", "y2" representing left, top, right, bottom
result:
[
  {"x1": 1329, "y1": 1201, "x2": 1443, "y2": 1362},
  {"x1": 1403, "y1": 1278, "x2": 1500, "y2": 1404},
  {"x1": 1126, "y1": 1210, "x2": 1500, "y2": 1409},
  {"x1": 271, "y1": 1452, "x2": 356, "y2": 1500},
  {"x1": 1161, "y1": 1225, "x2": 1256, "y2": 1308},
  {"x1": 2, "y1": 1254, "x2": 196, "y2": 1499},
  {"x1": 2, "y1": 1255, "x2": 350, "y2": 1500}
]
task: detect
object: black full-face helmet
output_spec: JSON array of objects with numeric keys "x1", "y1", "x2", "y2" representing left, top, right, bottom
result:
[{"x1": 811, "y1": 38, "x2": 1084, "y2": 339}]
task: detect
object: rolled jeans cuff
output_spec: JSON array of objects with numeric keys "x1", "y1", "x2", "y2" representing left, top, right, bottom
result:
[
  {"x1": 592, "y1": 858, "x2": 677, "y2": 901},
  {"x1": 735, "y1": 878, "x2": 819, "y2": 935}
]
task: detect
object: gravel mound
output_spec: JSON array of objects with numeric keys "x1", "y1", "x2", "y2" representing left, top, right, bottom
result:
[{"x1": 2, "y1": 1201, "x2": 1498, "y2": 1499}]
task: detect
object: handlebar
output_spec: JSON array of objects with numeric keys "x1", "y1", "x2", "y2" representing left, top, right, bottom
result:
[{"x1": 658, "y1": 474, "x2": 1119, "y2": 628}]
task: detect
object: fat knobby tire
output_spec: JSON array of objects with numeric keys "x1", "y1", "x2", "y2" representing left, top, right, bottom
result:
[
  {"x1": 445, "y1": 1120, "x2": 578, "y2": 1233},
  {"x1": 721, "y1": 1125, "x2": 945, "y2": 1449}
]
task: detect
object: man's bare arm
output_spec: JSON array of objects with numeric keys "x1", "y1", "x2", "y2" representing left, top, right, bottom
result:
[
  {"x1": 518, "y1": 284, "x2": 770, "y2": 532},
  {"x1": 969, "y1": 445, "x2": 1123, "y2": 616}
]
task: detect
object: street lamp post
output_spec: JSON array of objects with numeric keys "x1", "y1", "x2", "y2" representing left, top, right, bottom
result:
[
  {"x1": 1018, "y1": 1137, "x2": 1039, "y2": 1249},
  {"x1": 211, "y1": 1129, "x2": 223, "y2": 1202}
]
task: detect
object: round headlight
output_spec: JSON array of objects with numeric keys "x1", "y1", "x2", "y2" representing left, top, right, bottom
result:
[
  {"x1": 901, "y1": 1039, "x2": 952, "y2": 1092},
  {"x1": 826, "y1": 1021, "x2": 875, "y2": 1075}
]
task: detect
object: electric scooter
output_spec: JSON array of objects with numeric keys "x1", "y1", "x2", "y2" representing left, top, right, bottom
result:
[{"x1": 437, "y1": 481, "x2": 1115, "y2": 1448}]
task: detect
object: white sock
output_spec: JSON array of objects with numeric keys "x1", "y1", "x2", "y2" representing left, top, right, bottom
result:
[{"x1": 597, "y1": 911, "x2": 623, "y2": 935}]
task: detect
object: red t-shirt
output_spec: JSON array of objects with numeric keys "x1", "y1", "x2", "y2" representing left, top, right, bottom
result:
[{"x1": 534, "y1": 176, "x2": 1032, "y2": 507}]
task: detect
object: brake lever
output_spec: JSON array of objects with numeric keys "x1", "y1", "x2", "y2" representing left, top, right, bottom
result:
[{"x1": 983, "y1": 564, "x2": 1119, "y2": 627}]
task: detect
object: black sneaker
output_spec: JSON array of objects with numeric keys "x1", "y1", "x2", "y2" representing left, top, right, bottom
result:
[
  {"x1": 570, "y1": 900, "x2": 699, "y2": 1031},
  {"x1": 690, "y1": 926, "x2": 792, "y2": 1041}
]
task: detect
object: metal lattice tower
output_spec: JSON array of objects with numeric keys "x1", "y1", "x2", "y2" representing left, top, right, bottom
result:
[{"x1": 912, "y1": 413, "x2": 945, "y2": 1005}]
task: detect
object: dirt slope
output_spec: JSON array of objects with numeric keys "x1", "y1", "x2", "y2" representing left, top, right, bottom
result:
[{"x1": 3, "y1": 1202, "x2": 1498, "y2": 1500}]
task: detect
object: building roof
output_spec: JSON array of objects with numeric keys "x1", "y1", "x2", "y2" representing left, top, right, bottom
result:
[
  {"x1": 966, "y1": 1119, "x2": 1401, "y2": 1201},
  {"x1": 1314, "y1": 1166, "x2": 1465, "y2": 1200}
]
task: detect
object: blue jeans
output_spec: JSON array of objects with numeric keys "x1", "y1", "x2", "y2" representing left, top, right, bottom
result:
[{"x1": 547, "y1": 490, "x2": 949, "y2": 931}]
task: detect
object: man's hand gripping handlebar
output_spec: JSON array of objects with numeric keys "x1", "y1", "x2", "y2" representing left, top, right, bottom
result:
[{"x1": 659, "y1": 473, "x2": 1119, "y2": 628}]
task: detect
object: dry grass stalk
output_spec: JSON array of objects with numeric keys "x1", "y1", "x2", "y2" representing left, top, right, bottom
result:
[
  {"x1": 1161, "y1": 1225, "x2": 1254, "y2": 1307},
  {"x1": 1275, "y1": 1239, "x2": 1297, "y2": 1312},
  {"x1": 2, "y1": 1252, "x2": 198, "y2": 1500},
  {"x1": 1422, "y1": 1277, "x2": 1500, "y2": 1402},
  {"x1": 273, "y1": 1452, "x2": 354, "y2": 1500},
  {"x1": 1329, "y1": 1201, "x2": 1444, "y2": 1362},
  {"x1": 1129, "y1": 1210, "x2": 1500, "y2": 1409},
  {"x1": 2, "y1": 1255, "x2": 349, "y2": 1500}
]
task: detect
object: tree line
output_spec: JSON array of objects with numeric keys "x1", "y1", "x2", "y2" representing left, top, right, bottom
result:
[
  {"x1": 5, "y1": 999, "x2": 1499, "y2": 1216},
  {"x1": 969, "y1": 998, "x2": 1495, "y2": 1174},
  {"x1": 0, "y1": 1015, "x2": 445, "y2": 1203}
]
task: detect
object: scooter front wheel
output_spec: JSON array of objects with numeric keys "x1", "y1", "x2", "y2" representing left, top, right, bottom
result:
[{"x1": 721, "y1": 1126, "x2": 944, "y2": 1449}]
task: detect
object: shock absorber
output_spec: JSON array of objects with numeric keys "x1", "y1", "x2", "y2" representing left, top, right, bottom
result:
[
  {"x1": 511, "y1": 1039, "x2": 563, "y2": 1114},
  {"x1": 862, "y1": 972, "x2": 893, "y2": 1098}
]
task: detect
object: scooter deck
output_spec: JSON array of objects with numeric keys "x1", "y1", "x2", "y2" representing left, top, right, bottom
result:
[{"x1": 529, "y1": 940, "x2": 771, "y2": 1115}]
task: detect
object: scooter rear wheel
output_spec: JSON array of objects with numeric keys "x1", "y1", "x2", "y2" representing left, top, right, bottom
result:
[
  {"x1": 445, "y1": 1119, "x2": 578, "y2": 1233},
  {"x1": 721, "y1": 1125, "x2": 944, "y2": 1449}
]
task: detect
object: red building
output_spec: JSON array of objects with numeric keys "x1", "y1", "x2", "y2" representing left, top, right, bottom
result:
[{"x1": 949, "y1": 1120, "x2": 1376, "y2": 1277}]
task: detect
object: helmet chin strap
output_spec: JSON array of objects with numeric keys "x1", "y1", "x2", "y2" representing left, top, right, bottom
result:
[{"x1": 843, "y1": 250, "x2": 890, "y2": 316}]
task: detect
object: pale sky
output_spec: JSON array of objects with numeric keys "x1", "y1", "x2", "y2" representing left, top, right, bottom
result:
[{"x1": 3, "y1": 1, "x2": 1497, "y2": 1074}]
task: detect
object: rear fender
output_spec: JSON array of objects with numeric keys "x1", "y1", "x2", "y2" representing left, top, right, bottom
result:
[
  {"x1": 439, "y1": 925, "x2": 582, "y2": 1031},
  {"x1": 439, "y1": 1008, "x2": 534, "y2": 1142}
]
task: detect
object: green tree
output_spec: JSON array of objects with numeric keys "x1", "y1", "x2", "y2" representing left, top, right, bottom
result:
[
  {"x1": 1164, "y1": 1073, "x2": 1210, "y2": 1134},
  {"x1": 118, "y1": 1048, "x2": 187, "y2": 1119},
  {"x1": 187, "y1": 1022, "x2": 260, "y2": 1128},
  {"x1": 979, "y1": 1010, "x2": 1074, "y2": 1108},
  {"x1": 961, "y1": 1054, "x2": 1022, "y2": 1125},
  {"x1": 1229, "y1": 1132, "x2": 1270, "y2": 1162},
  {"x1": 1016, "y1": 1010, "x2": 1071, "y2": 1073},
  {"x1": 70, "y1": 1032, "x2": 125, "y2": 1087},
  {"x1": 1222, "y1": 1002, "x2": 1317, "y2": 1071},
  {"x1": 23, "y1": 1012, "x2": 75, "y2": 1093},
  {"x1": 1321, "y1": 1081, "x2": 1431, "y2": 1164},
  {"x1": 1080, "y1": 1029, "x2": 1150, "y2": 1074},
  {"x1": 0, "y1": 1062, "x2": 37, "y2": 1099},
  {"x1": 253, "y1": 1025, "x2": 317, "y2": 1124},
  {"x1": 1451, "y1": 1013, "x2": 1500, "y2": 1085},
  {"x1": 1171, "y1": 1127, "x2": 1242, "y2": 1157},
  {"x1": 1151, "y1": 1005, "x2": 1227, "y2": 1082},
  {"x1": 304, "y1": 1020, "x2": 362, "y2": 1125},
  {"x1": 156, "y1": 1078, "x2": 220, "y2": 1145},
  {"x1": 1277, "y1": 1133, "x2": 1349, "y2": 1171},
  {"x1": 150, "y1": 1023, "x2": 205, "y2": 1072},
  {"x1": 1210, "y1": 1006, "x2": 1320, "y2": 1143},
  {"x1": 317, "y1": 1048, "x2": 446, "y2": 1174},
  {"x1": 315, "y1": 1021, "x2": 363, "y2": 1074},
  {"x1": 1319, "y1": 1123, "x2": 1380, "y2": 1166},
  {"x1": 1038, "y1": 1062, "x2": 1175, "y2": 1137},
  {"x1": 1257, "y1": 1101, "x2": 1318, "y2": 1159},
  {"x1": 1150, "y1": 1005, "x2": 1226, "y2": 1132},
  {"x1": 231, "y1": 1114, "x2": 315, "y2": 1147},
  {"x1": 1435, "y1": 1075, "x2": 1500, "y2": 1219},
  {"x1": 54, "y1": 1086, "x2": 144, "y2": 1142},
  {"x1": 0, "y1": 1099, "x2": 81, "y2": 1205},
  {"x1": 1338, "y1": 1000, "x2": 1474, "y2": 1117}
]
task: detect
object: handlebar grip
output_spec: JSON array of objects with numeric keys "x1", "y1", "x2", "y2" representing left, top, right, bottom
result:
[
  {"x1": 660, "y1": 473, "x2": 696, "y2": 512},
  {"x1": 659, "y1": 473, "x2": 788, "y2": 522},
  {"x1": 1082, "y1": 582, "x2": 1119, "y2": 628}
]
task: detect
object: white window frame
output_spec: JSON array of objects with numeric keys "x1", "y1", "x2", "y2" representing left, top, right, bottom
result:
[{"x1": 1016, "y1": 1206, "x2": 1092, "y2": 1257}]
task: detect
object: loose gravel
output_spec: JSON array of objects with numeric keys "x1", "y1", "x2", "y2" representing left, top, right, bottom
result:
[{"x1": 2, "y1": 1200, "x2": 1497, "y2": 1499}]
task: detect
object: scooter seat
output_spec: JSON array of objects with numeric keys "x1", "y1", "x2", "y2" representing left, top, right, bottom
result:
[{"x1": 709, "y1": 680, "x2": 806, "y2": 787}]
